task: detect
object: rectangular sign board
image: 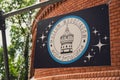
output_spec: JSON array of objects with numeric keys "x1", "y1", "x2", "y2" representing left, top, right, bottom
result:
[{"x1": 34, "y1": 4, "x2": 111, "y2": 68}]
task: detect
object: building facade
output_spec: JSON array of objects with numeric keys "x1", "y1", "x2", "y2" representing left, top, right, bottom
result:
[
  {"x1": 60, "y1": 26, "x2": 74, "y2": 54},
  {"x1": 30, "y1": 0, "x2": 120, "y2": 80}
]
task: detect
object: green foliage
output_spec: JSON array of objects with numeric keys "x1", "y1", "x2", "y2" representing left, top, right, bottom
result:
[
  {"x1": 0, "y1": 0, "x2": 37, "y2": 79},
  {"x1": 0, "y1": 48, "x2": 5, "y2": 79}
]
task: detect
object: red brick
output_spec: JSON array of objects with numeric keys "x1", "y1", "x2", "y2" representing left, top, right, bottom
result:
[{"x1": 30, "y1": 0, "x2": 120, "y2": 79}]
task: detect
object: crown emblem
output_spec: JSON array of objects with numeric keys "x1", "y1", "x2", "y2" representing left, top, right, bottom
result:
[{"x1": 60, "y1": 26, "x2": 74, "y2": 54}]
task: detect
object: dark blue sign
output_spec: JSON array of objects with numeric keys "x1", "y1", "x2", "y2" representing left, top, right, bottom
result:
[{"x1": 34, "y1": 4, "x2": 111, "y2": 68}]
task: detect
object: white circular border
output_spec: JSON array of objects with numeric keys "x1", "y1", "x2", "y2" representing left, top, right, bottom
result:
[{"x1": 47, "y1": 15, "x2": 90, "y2": 64}]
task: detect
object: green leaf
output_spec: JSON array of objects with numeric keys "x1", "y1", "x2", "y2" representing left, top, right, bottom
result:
[{"x1": 0, "y1": 0, "x2": 37, "y2": 79}]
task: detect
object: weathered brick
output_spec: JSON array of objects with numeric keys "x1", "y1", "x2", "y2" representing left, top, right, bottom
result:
[{"x1": 30, "y1": 0, "x2": 120, "y2": 79}]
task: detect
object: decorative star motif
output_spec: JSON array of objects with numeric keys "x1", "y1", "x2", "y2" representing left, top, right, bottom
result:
[
  {"x1": 46, "y1": 30, "x2": 48, "y2": 33},
  {"x1": 94, "y1": 39, "x2": 107, "y2": 53},
  {"x1": 42, "y1": 43, "x2": 45, "y2": 47},
  {"x1": 101, "y1": 8, "x2": 104, "y2": 10},
  {"x1": 86, "y1": 53, "x2": 93, "y2": 61},
  {"x1": 98, "y1": 33, "x2": 100, "y2": 36},
  {"x1": 48, "y1": 24, "x2": 52, "y2": 28},
  {"x1": 103, "y1": 36, "x2": 108, "y2": 40},
  {"x1": 93, "y1": 29, "x2": 98, "y2": 35},
  {"x1": 37, "y1": 40, "x2": 39, "y2": 43},
  {"x1": 93, "y1": 52, "x2": 96, "y2": 54},
  {"x1": 91, "y1": 48, "x2": 94, "y2": 51},
  {"x1": 40, "y1": 33, "x2": 46, "y2": 42},
  {"x1": 52, "y1": 21, "x2": 54, "y2": 23},
  {"x1": 84, "y1": 60, "x2": 87, "y2": 63}
]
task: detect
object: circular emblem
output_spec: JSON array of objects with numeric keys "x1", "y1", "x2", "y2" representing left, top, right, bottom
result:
[{"x1": 48, "y1": 15, "x2": 90, "y2": 64}]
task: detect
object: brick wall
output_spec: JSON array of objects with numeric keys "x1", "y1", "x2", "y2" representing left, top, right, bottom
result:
[{"x1": 30, "y1": 0, "x2": 120, "y2": 79}]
